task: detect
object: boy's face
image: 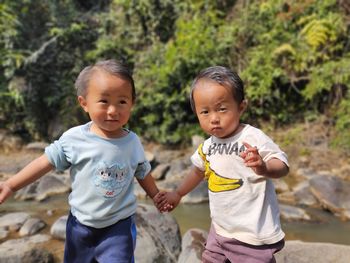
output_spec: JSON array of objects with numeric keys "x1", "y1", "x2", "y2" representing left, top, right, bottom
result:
[
  {"x1": 78, "y1": 70, "x2": 134, "y2": 138},
  {"x1": 193, "y1": 79, "x2": 246, "y2": 138}
]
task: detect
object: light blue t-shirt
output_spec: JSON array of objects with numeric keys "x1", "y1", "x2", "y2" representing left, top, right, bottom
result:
[{"x1": 45, "y1": 122, "x2": 151, "y2": 228}]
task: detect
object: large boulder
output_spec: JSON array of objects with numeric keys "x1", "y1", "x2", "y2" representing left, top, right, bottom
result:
[{"x1": 135, "y1": 203, "x2": 181, "y2": 262}]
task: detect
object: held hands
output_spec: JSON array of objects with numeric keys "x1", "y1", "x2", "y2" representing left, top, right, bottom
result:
[
  {"x1": 153, "y1": 191, "x2": 181, "y2": 213},
  {"x1": 0, "y1": 181, "x2": 13, "y2": 204},
  {"x1": 240, "y1": 142, "x2": 267, "y2": 175}
]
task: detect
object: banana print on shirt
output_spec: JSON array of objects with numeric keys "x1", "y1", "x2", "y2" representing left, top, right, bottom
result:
[{"x1": 198, "y1": 143, "x2": 243, "y2": 193}]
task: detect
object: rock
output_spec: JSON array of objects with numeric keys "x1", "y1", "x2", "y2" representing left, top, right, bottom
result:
[
  {"x1": 0, "y1": 212, "x2": 31, "y2": 231},
  {"x1": 293, "y1": 181, "x2": 319, "y2": 207},
  {"x1": 15, "y1": 173, "x2": 70, "y2": 201},
  {"x1": 135, "y1": 203, "x2": 181, "y2": 263},
  {"x1": 181, "y1": 180, "x2": 209, "y2": 204},
  {"x1": 48, "y1": 204, "x2": 182, "y2": 262},
  {"x1": 273, "y1": 178, "x2": 289, "y2": 193},
  {"x1": 25, "y1": 142, "x2": 48, "y2": 152},
  {"x1": 275, "y1": 240, "x2": 350, "y2": 263},
  {"x1": 0, "y1": 234, "x2": 53, "y2": 263},
  {"x1": 177, "y1": 228, "x2": 208, "y2": 263},
  {"x1": 277, "y1": 191, "x2": 296, "y2": 205},
  {"x1": 153, "y1": 149, "x2": 185, "y2": 165},
  {"x1": 295, "y1": 168, "x2": 319, "y2": 180},
  {"x1": 309, "y1": 175, "x2": 350, "y2": 220},
  {"x1": 152, "y1": 163, "x2": 170, "y2": 180},
  {"x1": 0, "y1": 227, "x2": 9, "y2": 241},
  {"x1": 145, "y1": 151, "x2": 156, "y2": 165},
  {"x1": 279, "y1": 204, "x2": 311, "y2": 221},
  {"x1": 165, "y1": 159, "x2": 191, "y2": 180},
  {"x1": 332, "y1": 164, "x2": 350, "y2": 181},
  {"x1": 14, "y1": 181, "x2": 38, "y2": 200},
  {"x1": 35, "y1": 174, "x2": 70, "y2": 201},
  {"x1": 50, "y1": 215, "x2": 68, "y2": 240},
  {"x1": 19, "y1": 217, "x2": 46, "y2": 237}
]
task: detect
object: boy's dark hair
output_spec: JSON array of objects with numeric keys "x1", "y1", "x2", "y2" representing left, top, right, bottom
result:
[
  {"x1": 75, "y1": 59, "x2": 136, "y2": 101},
  {"x1": 189, "y1": 66, "x2": 245, "y2": 112}
]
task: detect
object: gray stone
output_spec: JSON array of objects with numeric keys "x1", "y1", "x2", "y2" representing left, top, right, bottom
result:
[
  {"x1": 152, "y1": 163, "x2": 170, "y2": 180},
  {"x1": 0, "y1": 212, "x2": 30, "y2": 231},
  {"x1": 135, "y1": 203, "x2": 181, "y2": 263},
  {"x1": 279, "y1": 204, "x2": 311, "y2": 221},
  {"x1": 25, "y1": 142, "x2": 48, "y2": 152},
  {"x1": 19, "y1": 217, "x2": 46, "y2": 236},
  {"x1": 309, "y1": 174, "x2": 350, "y2": 220},
  {"x1": 50, "y1": 215, "x2": 68, "y2": 240},
  {"x1": 0, "y1": 234, "x2": 53, "y2": 263},
  {"x1": 273, "y1": 178, "x2": 289, "y2": 193},
  {"x1": 293, "y1": 181, "x2": 319, "y2": 207},
  {"x1": 0, "y1": 227, "x2": 9, "y2": 241},
  {"x1": 15, "y1": 173, "x2": 70, "y2": 201},
  {"x1": 275, "y1": 240, "x2": 350, "y2": 263},
  {"x1": 177, "y1": 228, "x2": 208, "y2": 263},
  {"x1": 181, "y1": 180, "x2": 209, "y2": 204}
]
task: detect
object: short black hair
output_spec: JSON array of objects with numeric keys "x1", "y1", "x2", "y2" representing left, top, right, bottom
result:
[
  {"x1": 75, "y1": 59, "x2": 136, "y2": 101},
  {"x1": 189, "y1": 66, "x2": 244, "y2": 112}
]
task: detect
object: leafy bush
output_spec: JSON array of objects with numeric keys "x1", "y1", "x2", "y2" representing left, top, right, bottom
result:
[{"x1": 0, "y1": 0, "x2": 349, "y2": 152}]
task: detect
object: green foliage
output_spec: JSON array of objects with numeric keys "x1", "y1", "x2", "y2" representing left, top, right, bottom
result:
[
  {"x1": 0, "y1": 0, "x2": 349, "y2": 152},
  {"x1": 332, "y1": 95, "x2": 350, "y2": 151},
  {"x1": 303, "y1": 56, "x2": 350, "y2": 100},
  {"x1": 130, "y1": 3, "x2": 235, "y2": 144}
]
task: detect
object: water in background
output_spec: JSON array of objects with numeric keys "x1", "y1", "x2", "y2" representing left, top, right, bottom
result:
[
  {"x1": 1, "y1": 195, "x2": 350, "y2": 246},
  {"x1": 142, "y1": 199, "x2": 350, "y2": 246}
]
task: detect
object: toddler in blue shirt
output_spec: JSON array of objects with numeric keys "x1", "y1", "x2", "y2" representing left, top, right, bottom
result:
[{"x1": 0, "y1": 59, "x2": 162, "y2": 263}]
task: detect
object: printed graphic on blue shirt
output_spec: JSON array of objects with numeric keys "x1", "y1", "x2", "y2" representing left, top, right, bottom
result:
[{"x1": 93, "y1": 162, "x2": 129, "y2": 198}]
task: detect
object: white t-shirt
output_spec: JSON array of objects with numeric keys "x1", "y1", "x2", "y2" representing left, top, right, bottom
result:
[{"x1": 191, "y1": 124, "x2": 289, "y2": 245}]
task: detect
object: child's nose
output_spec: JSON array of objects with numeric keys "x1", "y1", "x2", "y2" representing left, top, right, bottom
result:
[
  {"x1": 210, "y1": 113, "x2": 219, "y2": 123},
  {"x1": 107, "y1": 105, "x2": 118, "y2": 115}
]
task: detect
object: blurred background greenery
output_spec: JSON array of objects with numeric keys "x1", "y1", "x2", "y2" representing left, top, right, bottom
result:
[{"x1": 0, "y1": 0, "x2": 349, "y2": 151}]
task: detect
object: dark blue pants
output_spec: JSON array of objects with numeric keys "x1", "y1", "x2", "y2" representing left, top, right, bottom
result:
[{"x1": 64, "y1": 213, "x2": 136, "y2": 263}]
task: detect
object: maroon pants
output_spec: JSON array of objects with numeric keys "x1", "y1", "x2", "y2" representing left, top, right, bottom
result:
[{"x1": 202, "y1": 224, "x2": 284, "y2": 263}]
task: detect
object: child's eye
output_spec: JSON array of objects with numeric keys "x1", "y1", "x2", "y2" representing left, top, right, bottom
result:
[
  {"x1": 119, "y1": 100, "x2": 127, "y2": 105},
  {"x1": 98, "y1": 99, "x2": 108, "y2": 104},
  {"x1": 200, "y1": 110, "x2": 209, "y2": 115},
  {"x1": 219, "y1": 107, "x2": 227, "y2": 112}
]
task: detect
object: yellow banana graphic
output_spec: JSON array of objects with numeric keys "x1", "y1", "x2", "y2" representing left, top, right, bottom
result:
[{"x1": 198, "y1": 143, "x2": 243, "y2": 193}]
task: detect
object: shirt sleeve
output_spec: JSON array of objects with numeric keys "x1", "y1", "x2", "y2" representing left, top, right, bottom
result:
[
  {"x1": 45, "y1": 139, "x2": 71, "y2": 172},
  {"x1": 190, "y1": 144, "x2": 205, "y2": 171},
  {"x1": 134, "y1": 161, "x2": 151, "y2": 179},
  {"x1": 132, "y1": 134, "x2": 152, "y2": 179},
  {"x1": 256, "y1": 132, "x2": 289, "y2": 167}
]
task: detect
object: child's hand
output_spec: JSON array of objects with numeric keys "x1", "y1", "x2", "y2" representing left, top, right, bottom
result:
[
  {"x1": 153, "y1": 191, "x2": 173, "y2": 213},
  {"x1": 240, "y1": 142, "x2": 267, "y2": 175},
  {"x1": 154, "y1": 191, "x2": 181, "y2": 213},
  {"x1": 0, "y1": 181, "x2": 13, "y2": 204}
]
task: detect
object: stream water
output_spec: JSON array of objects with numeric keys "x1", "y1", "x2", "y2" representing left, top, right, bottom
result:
[{"x1": 1, "y1": 193, "x2": 350, "y2": 246}]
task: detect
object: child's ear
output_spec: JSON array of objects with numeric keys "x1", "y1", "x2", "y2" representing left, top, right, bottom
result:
[
  {"x1": 239, "y1": 100, "x2": 248, "y2": 115},
  {"x1": 78, "y1": 96, "x2": 88, "y2": 112}
]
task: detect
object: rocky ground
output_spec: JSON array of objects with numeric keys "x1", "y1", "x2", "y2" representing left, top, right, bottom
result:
[{"x1": 0, "y1": 119, "x2": 350, "y2": 263}]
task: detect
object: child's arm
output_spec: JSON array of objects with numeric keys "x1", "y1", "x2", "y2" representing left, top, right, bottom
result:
[
  {"x1": 0, "y1": 154, "x2": 54, "y2": 204},
  {"x1": 241, "y1": 142, "x2": 289, "y2": 178},
  {"x1": 136, "y1": 173, "x2": 160, "y2": 199},
  {"x1": 156, "y1": 166, "x2": 204, "y2": 211}
]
